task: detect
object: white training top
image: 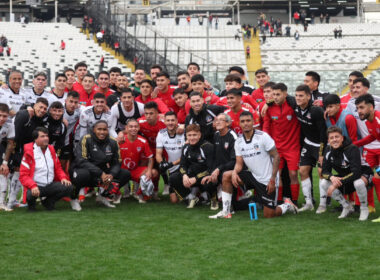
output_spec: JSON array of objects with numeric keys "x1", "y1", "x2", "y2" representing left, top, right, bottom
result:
[
  {"x1": 79, "y1": 106, "x2": 113, "y2": 138},
  {"x1": 46, "y1": 91, "x2": 68, "y2": 107},
  {"x1": 63, "y1": 106, "x2": 83, "y2": 146},
  {"x1": 0, "y1": 119, "x2": 15, "y2": 142},
  {"x1": 23, "y1": 87, "x2": 51, "y2": 105},
  {"x1": 110, "y1": 101, "x2": 145, "y2": 133},
  {"x1": 234, "y1": 130, "x2": 276, "y2": 185},
  {"x1": 0, "y1": 87, "x2": 27, "y2": 116},
  {"x1": 32, "y1": 143, "x2": 55, "y2": 187},
  {"x1": 156, "y1": 128, "x2": 185, "y2": 173}
]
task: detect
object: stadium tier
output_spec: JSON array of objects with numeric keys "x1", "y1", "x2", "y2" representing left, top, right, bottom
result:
[
  {"x1": 0, "y1": 22, "x2": 132, "y2": 86},
  {"x1": 260, "y1": 23, "x2": 380, "y2": 94}
]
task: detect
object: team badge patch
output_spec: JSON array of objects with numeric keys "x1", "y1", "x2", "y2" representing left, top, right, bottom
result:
[
  {"x1": 287, "y1": 115, "x2": 292, "y2": 120},
  {"x1": 206, "y1": 115, "x2": 213, "y2": 122},
  {"x1": 224, "y1": 142, "x2": 229, "y2": 149},
  {"x1": 137, "y1": 147, "x2": 141, "y2": 152},
  {"x1": 254, "y1": 144, "x2": 259, "y2": 150},
  {"x1": 271, "y1": 116, "x2": 278, "y2": 120}
]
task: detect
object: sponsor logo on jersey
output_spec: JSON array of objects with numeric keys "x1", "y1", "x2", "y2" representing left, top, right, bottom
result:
[
  {"x1": 287, "y1": 115, "x2": 292, "y2": 120},
  {"x1": 271, "y1": 116, "x2": 278, "y2": 120},
  {"x1": 137, "y1": 147, "x2": 141, "y2": 152},
  {"x1": 206, "y1": 115, "x2": 213, "y2": 123}
]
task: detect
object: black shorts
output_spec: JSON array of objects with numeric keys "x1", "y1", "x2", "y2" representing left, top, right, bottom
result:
[
  {"x1": 338, "y1": 165, "x2": 373, "y2": 195},
  {"x1": 300, "y1": 143, "x2": 320, "y2": 167},
  {"x1": 59, "y1": 144, "x2": 73, "y2": 160},
  {"x1": 238, "y1": 170, "x2": 277, "y2": 209}
]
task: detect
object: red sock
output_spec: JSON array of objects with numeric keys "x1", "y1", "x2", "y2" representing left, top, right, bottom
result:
[
  {"x1": 278, "y1": 186, "x2": 283, "y2": 202},
  {"x1": 355, "y1": 192, "x2": 360, "y2": 206},
  {"x1": 373, "y1": 177, "x2": 380, "y2": 202},
  {"x1": 344, "y1": 194, "x2": 348, "y2": 200},
  {"x1": 290, "y1": 184, "x2": 299, "y2": 201},
  {"x1": 348, "y1": 192, "x2": 355, "y2": 202},
  {"x1": 368, "y1": 187, "x2": 375, "y2": 208}
]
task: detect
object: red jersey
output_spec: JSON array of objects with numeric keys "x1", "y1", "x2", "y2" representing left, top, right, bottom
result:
[
  {"x1": 224, "y1": 107, "x2": 260, "y2": 136},
  {"x1": 327, "y1": 107, "x2": 358, "y2": 142},
  {"x1": 72, "y1": 82, "x2": 86, "y2": 96},
  {"x1": 217, "y1": 95, "x2": 258, "y2": 110},
  {"x1": 251, "y1": 88, "x2": 264, "y2": 104},
  {"x1": 135, "y1": 95, "x2": 169, "y2": 114},
  {"x1": 340, "y1": 93, "x2": 352, "y2": 109},
  {"x1": 137, "y1": 116, "x2": 166, "y2": 153},
  {"x1": 202, "y1": 91, "x2": 220, "y2": 105},
  {"x1": 93, "y1": 86, "x2": 114, "y2": 98},
  {"x1": 157, "y1": 86, "x2": 179, "y2": 113},
  {"x1": 177, "y1": 108, "x2": 187, "y2": 124},
  {"x1": 120, "y1": 135, "x2": 153, "y2": 171},
  {"x1": 263, "y1": 100, "x2": 300, "y2": 153},
  {"x1": 354, "y1": 111, "x2": 380, "y2": 147},
  {"x1": 78, "y1": 88, "x2": 97, "y2": 107}
]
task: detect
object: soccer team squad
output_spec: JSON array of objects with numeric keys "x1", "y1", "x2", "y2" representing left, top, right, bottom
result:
[{"x1": 0, "y1": 62, "x2": 379, "y2": 222}]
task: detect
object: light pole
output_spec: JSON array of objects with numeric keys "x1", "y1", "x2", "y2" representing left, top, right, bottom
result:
[{"x1": 9, "y1": 0, "x2": 13, "y2": 22}]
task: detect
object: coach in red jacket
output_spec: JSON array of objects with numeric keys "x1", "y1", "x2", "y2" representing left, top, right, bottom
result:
[{"x1": 20, "y1": 127, "x2": 72, "y2": 211}]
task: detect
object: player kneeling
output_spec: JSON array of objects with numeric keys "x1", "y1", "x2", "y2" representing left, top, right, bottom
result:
[
  {"x1": 119, "y1": 119, "x2": 159, "y2": 203},
  {"x1": 210, "y1": 111, "x2": 298, "y2": 219},
  {"x1": 318, "y1": 126, "x2": 371, "y2": 221}
]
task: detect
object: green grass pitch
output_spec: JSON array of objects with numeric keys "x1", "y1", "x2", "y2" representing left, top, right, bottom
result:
[{"x1": 0, "y1": 172, "x2": 379, "y2": 280}]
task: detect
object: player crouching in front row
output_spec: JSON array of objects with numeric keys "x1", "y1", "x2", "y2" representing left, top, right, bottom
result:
[{"x1": 318, "y1": 126, "x2": 371, "y2": 221}]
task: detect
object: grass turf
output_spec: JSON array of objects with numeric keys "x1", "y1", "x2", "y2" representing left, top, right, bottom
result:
[{"x1": 0, "y1": 174, "x2": 380, "y2": 280}]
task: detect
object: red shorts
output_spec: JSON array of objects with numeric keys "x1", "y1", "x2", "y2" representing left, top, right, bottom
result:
[
  {"x1": 129, "y1": 166, "x2": 147, "y2": 183},
  {"x1": 363, "y1": 148, "x2": 380, "y2": 168},
  {"x1": 279, "y1": 149, "x2": 300, "y2": 171}
]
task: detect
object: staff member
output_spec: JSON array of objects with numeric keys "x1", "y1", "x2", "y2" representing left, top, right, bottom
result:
[
  {"x1": 70, "y1": 120, "x2": 130, "y2": 210},
  {"x1": 19, "y1": 127, "x2": 73, "y2": 211}
]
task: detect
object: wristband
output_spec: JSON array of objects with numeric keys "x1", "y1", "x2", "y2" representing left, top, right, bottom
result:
[{"x1": 2, "y1": 161, "x2": 8, "y2": 165}]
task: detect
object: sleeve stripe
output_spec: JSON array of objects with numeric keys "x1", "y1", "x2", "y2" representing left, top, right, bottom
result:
[{"x1": 21, "y1": 161, "x2": 30, "y2": 169}]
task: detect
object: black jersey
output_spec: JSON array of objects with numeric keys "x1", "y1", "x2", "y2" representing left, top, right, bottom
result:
[
  {"x1": 46, "y1": 115, "x2": 67, "y2": 155},
  {"x1": 311, "y1": 89, "x2": 329, "y2": 103},
  {"x1": 213, "y1": 129, "x2": 238, "y2": 172}
]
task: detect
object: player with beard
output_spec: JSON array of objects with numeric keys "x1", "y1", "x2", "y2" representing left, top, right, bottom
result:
[
  {"x1": 340, "y1": 71, "x2": 364, "y2": 109},
  {"x1": 106, "y1": 74, "x2": 131, "y2": 107},
  {"x1": 156, "y1": 112, "x2": 185, "y2": 200},
  {"x1": 176, "y1": 71, "x2": 192, "y2": 95},
  {"x1": 210, "y1": 111, "x2": 298, "y2": 219},
  {"x1": 130, "y1": 68, "x2": 146, "y2": 94},
  {"x1": 64, "y1": 68, "x2": 76, "y2": 92},
  {"x1": 0, "y1": 70, "x2": 27, "y2": 117},
  {"x1": 109, "y1": 67, "x2": 122, "y2": 91},
  {"x1": 47, "y1": 74, "x2": 68, "y2": 106},
  {"x1": 135, "y1": 79, "x2": 169, "y2": 114},
  {"x1": 46, "y1": 101, "x2": 67, "y2": 158},
  {"x1": 24, "y1": 72, "x2": 50, "y2": 105},
  {"x1": 150, "y1": 64, "x2": 162, "y2": 86}
]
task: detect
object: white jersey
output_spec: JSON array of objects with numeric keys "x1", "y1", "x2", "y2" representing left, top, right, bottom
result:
[
  {"x1": 156, "y1": 128, "x2": 185, "y2": 173},
  {"x1": 0, "y1": 87, "x2": 27, "y2": 116},
  {"x1": 346, "y1": 95, "x2": 380, "y2": 150},
  {"x1": 23, "y1": 87, "x2": 50, "y2": 105},
  {"x1": 63, "y1": 106, "x2": 83, "y2": 146},
  {"x1": 46, "y1": 91, "x2": 68, "y2": 106},
  {"x1": 110, "y1": 101, "x2": 145, "y2": 133},
  {"x1": 234, "y1": 130, "x2": 276, "y2": 185},
  {"x1": 79, "y1": 106, "x2": 113, "y2": 139},
  {"x1": 0, "y1": 119, "x2": 15, "y2": 142}
]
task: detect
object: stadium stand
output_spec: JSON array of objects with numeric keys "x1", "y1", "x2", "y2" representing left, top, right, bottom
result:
[{"x1": 0, "y1": 22, "x2": 132, "y2": 86}]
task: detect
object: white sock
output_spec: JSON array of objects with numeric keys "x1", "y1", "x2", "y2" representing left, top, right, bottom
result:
[
  {"x1": 319, "y1": 179, "x2": 330, "y2": 207},
  {"x1": 8, "y1": 172, "x2": 21, "y2": 207},
  {"x1": 301, "y1": 178, "x2": 312, "y2": 205},
  {"x1": 221, "y1": 191, "x2": 232, "y2": 214},
  {"x1": 332, "y1": 189, "x2": 349, "y2": 208},
  {"x1": 354, "y1": 179, "x2": 368, "y2": 207},
  {"x1": 0, "y1": 175, "x2": 8, "y2": 205},
  {"x1": 279, "y1": 203, "x2": 290, "y2": 215}
]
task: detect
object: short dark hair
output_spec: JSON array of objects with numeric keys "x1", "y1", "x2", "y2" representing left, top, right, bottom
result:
[
  {"x1": 120, "y1": 88, "x2": 133, "y2": 96},
  {"x1": 176, "y1": 70, "x2": 189, "y2": 78},
  {"x1": 165, "y1": 111, "x2": 177, "y2": 118},
  {"x1": 239, "y1": 111, "x2": 253, "y2": 119},
  {"x1": 93, "y1": 93, "x2": 106, "y2": 100},
  {"x1": 126, "y1": 118, "x2": 139, "y2": 126},
  {"x1": 323, "y1": 94, "x2": 341, "y2": 107},
  {"x1": 191, "y1": 74, "x2": 205, "y2": 83},
  {"x1": 229, "y1": 66, "x2": 245, "y2": 76},
  {"x1": 226, "y1": 88, "x2": 242, "y2": 97},
  {"x1": 34, "y1": 72, "x2": 47, "y2": 79},
  {"x1": 49, "y1": 101, "x2": 64, "y2": 109},
  {"x1": 67, "y1": 91, "x2": 80, "y2": 99},
  {"x1": 0, "y1": 103, "x2": 10, "y2": 114},
  {"x1": 224, "y1": 74, "x2": 241, "y2": 84},
  {"x1": 305, "y1": 71, "x2": 321, "y2": 85},
  {"x1": 187, "y1": 62, "x2": 200, "y2": 71},
  {"x1": 150, "y1": 64, "x2": 163, "y2": 71},
  {"x1": 32, "y1": 127, "x2": 49, "y2": 140},
  {"x1": 353, "y1": 77, "x2": 370, "y2": 89},
  {"x1": 189, "y1": 91, "x2": 203, "y2": 99},
  {"x1": 349, "y1": 71, "x2": 363, "y2": 79},
  {"x1": 156, "y1": 72, "x2": 170, "y2": 79},
  {"x1": 263, "y1": 81, "x2": 276, "y2": 89},
  {"x1": 355, "y1": 94, "x2": 375, "y2": 107},
  {"x1": 255, "y1": 68, "x2": 268, "y2": 76},
  {"x1": 272, "y1": 83, "x2": 287, "y2": 92},
  {"x1": 185, "y1": 123, "x2": 201, "y2": 133},
  {"x1": 93, "y1": 120, "x2": 108, "y2": 129},
  {"x1": 35, "y1": 97, "x2": 49, "y2": 107},
  {"x1": 97, "y1": 71, "x2": 110, "y2": 78},
  {"x1": 327, "y1": 126, "x2": 343, "y2": 136},
  {"x1": 295, "y1": 84, "x2": 311, "y2": 95},
  {"x1": 173, "y1": 87, "x2": 187, "y2": 97},
  {"x1": 83, "y1": 73, "x2": 95, "y2": 81},
  {"x1": 135, "y1": 68, "x2": 145, "y2": 73},
  {"x1": 144, "y1": 101, "x2": 158, "y2": 111},
  {"x1": 109, "y1": 67, "x2": 122, "y2": 74},
  {"x1": 64, "y1": 68, "x2": 75, "y2": 75},
  {"x1": 140, "y1": 79, "x2": 154, "y2": 88},
  {"x1": 55, "y1": 73, "x2": 67, "y2": 80},
  {"x1": 74, "y1": 62, "x2": 87, "y2": 70}
]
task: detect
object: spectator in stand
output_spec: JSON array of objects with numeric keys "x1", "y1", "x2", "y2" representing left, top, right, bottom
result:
[
  {"x1": 99, "y1": 55, "x2": 104, "y2": 71},
  {"x1": 0, "y1": 35, "x2": 8, "y2": 48},
  {"x1": 246, "y1": 46, "x2": 250, "y2": 59},
  {"x1": 114, "y1": 41, "x2": 120, "y2": 56},
  {"x1": 326, "y1": 14, "x2": 330, "y2": 24},
  {"x1": 186, "y1": 15, "x2": 191, "y2": 25},
  {"x1": 96, "y1": 31, "x2": 103, "y2": 45},
  {"x1": 320, "y1": 13, "x2": 324, "y2": 23},
  {"x1": 294, "y1": 30, "x2": 300, "y2": 41},
  {"x1": 285, "y1": 25, "x2": 291, "y2": 37},
  {"x1": 293, "y1": 11, "x2": 300, "y2": 24},
  {"x1": 215, "y1": 16, "x2": 219, "y2": 29},
  {"x1": 337, "y1": 26, "x2": 342, "y2": 38},
  {"x1": 175, "y1": 15, "x2": 180, "y2": 25},
  {"x1": 334, "y1": 28, "x2": 338, "y2": 39},
  {"x1": 60, "y1": 40, "x2": 66, "y2": 50},
  {"x1": 198, "y1": 15, "x2": 204, "y2": 26},
  {"x1": 0, "y1": 45, "x2": 3, "y2": 57}
]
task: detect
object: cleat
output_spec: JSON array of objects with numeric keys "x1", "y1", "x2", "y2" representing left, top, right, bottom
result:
[
  {"x1": 138, "y1": 196, "x2": 146, "y2": 204},
  {"x1": 338, "y1": 204, "x2": 354, "y2": 219},
  {"x1": 372, "y1": 217, "x2": 380, "y2": 223},
  {"x1": 78, "y1": 195, "x2": 86, "y2": 203},
  {"x1": 210, "y1": 198, "x2": 219, "y2": 211},
  {"x1": 0, "y1": 204, "x2": 13, "y2": 212},
  {"x1": 96, "y1": 195, "x2": 116, "y2": 208},
  {"x1": 113, "y1": 194, "x2": 122, "y2": 204},
  {"x1": 162, "y1": 184, "x2": 170, "y2": 195},
  {"x1": 85, "y1": 189, "x2": 96, "y2": 198},
  {"x1": 187, "y1": 197, "x2": 199, "y2": 209},
  {"x1": 359, "y1": 207, "x2": 369, "y2": 221},
  {"x1": 298, "y1": 203, "x2": 314, "y2": 212},
  {"x1": 152, "y1": 192, "x2": 161, "y2": 201},
  {"x1": 209, "y1": 210, "x2": 232, "y2": 219},
  {"x1": 70, "y1": 199, "x2": 82, "y2": 211},
  {"x1": 368, "y1": 206, "x2": 376, "y2": 213},
  {"x1": 316, "y1": 205, "x2": 327, "y2": 214},
  {"x1": 284, "y1": 197, "x2": 298, "y2": 214}
]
